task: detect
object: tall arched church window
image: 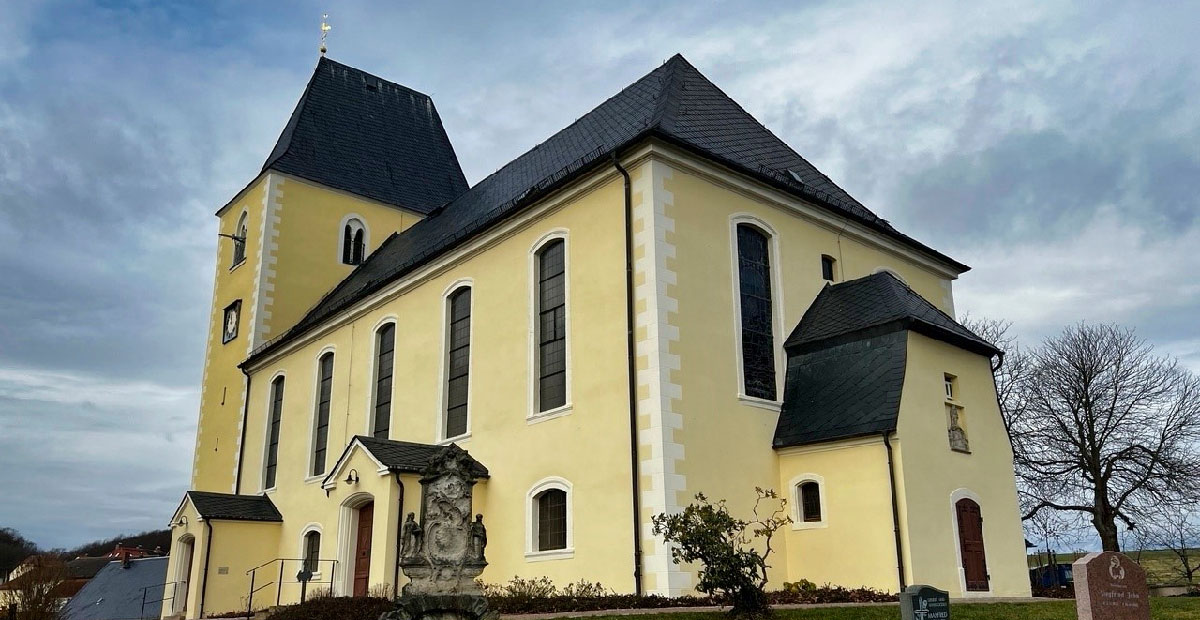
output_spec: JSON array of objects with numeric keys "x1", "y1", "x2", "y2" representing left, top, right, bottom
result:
[
  {"x1": 736, "y1": 224, "x2": 776, "y2": 400},
  {"x1": 231, "y1": 212, "x2": 248, "y2": 266},
  {"x1": 264, "y1": 376, "x2": 284, "y2": 489},
  {"x1": 311, "y1": 352, "x2": 334, "y2": 476},
  {"x1": 536, "y1": 239, "x2": 567, "y2": 411},
  {"x1": 444, "y1": 288, "x2": 472, "y2": 438},
  {"x1": 372, "y1": 324, "x2": 395, "y2": 439},
  {"x1": 342, "y1": 219, "x2": 366, "y2": 265}
]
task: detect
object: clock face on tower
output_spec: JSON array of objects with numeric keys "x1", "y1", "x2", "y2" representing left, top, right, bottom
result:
[{"x1": 222, "y1": 300, "x2": 241, "y2": 344}]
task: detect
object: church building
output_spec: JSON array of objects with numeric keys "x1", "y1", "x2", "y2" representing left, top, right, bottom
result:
[{"x1": 163, "y1": 54, "x2": 1031, "y2": 618}]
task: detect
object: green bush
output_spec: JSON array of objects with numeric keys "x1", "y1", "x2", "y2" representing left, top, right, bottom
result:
[{"x1": 261, "y1": 595, "x2": 392, "y2": 620}]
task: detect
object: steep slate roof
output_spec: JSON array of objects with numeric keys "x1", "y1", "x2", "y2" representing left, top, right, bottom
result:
[
  {"x1": 247, "y1": 54, "x2": 965, "y2": 364},
  {"x1": 185, "y1": 491, "x2": 282, "y2": 522},
  {"x1": 262, "y1": 57, "x2": 469, "y2": 215},
  {"x1": 773, "y1": 332, "x2": 908, "y2": 448},
  {"x1": 61, "y1": 557, "x2": 168, "y2": 620},
  {"x1": 784, "y1": 271, "x2": 999, "y2": 357},
  {"x1": 323, "y1": 436, "x2": 489, "y2": 487}
]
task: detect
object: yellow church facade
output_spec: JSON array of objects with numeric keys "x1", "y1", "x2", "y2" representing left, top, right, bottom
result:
[{"x1": 163, "y1": 55, "x2": 1030, "y2": 619}]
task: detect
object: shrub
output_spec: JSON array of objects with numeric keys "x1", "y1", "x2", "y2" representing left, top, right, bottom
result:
[
  {"x1": 262, "y1": 596, "x2": 393, "y2": 620},
  {"x1": 652, "y1": 488, "x2": 790, "y2": 616}
]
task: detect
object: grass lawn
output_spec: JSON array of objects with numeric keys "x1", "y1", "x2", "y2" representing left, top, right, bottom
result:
[{"x1": 581, "y1": 597, "x2": 1199, "y2": 620}]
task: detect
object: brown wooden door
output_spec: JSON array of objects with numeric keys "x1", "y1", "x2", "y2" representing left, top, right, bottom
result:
[
  {"x1": 353, "y1": 502, "x2": 374, "y2": 597},
  {"x1": 956, "y1": 498, "x2": 989, "y2": 591}
]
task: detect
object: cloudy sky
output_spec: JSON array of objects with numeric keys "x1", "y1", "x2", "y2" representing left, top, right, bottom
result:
[{"x1": 1, "y1": 0, "x2": 1197, "y2": 549}]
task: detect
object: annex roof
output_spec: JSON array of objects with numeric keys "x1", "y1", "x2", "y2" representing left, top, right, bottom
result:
[
  {"x1": 247, "y1": 54, "x2": 966, "y2": 365},
  {"x1": 181, "y1": 491, "x2": 282, "y2": 523},
  {"x1": 60, "y1": 557, "x2": 168, "y2": 620},
  {"x1": 322, "y1": 435, "x2": 489, "y2": 488},
  {"x1": 261, "y1": 56, "x2": 469, "y2": 215},
  {"x1": 784, "y1": 271, "x2": 999, "y2": 357}
]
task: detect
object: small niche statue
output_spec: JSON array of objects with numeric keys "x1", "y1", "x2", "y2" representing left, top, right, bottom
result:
[
  {"x1": 383, "y1": 444, "x2": 495, "y2": 620},
  {"x1": 948, "y1": 406, "x2": 970, "y2": 453}
]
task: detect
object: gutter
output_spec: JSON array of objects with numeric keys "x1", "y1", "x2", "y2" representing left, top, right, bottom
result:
[
  {"x1": 393, "y1": 472, "x2": 404, "y2": 600},
  {"x1": 199, "y1": 520, "x2": 214, "y2": 618},
  {"x1": 613, "y1": 154, "x2": 643, "y2": 597},
  {"x1": 233, "y1": 368, "x2": 252, "y2": 494},
  {"x1": 882, "y1": 432, "x2": 907, "y2": 591}
]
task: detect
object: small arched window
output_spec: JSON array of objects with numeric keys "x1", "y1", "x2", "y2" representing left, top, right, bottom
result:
[
  {"x1": 342, "y1": 219, "x2": 366, "y2": 265},
  {"x1": 736, "y1": 223, "x2": 776, "y2": 400},
  {"x1": 264, "y1": 376, "x2": 285, "y2": 490},
  {"x1": 311, "y1": 352, "x2": 334, "y2": 476},
  {"x1": 302, "y1": 531, "x2": 321, "y2": 573},
  {"x1": 372, "y1": 323, "x2": 395, "y2": 439},
  {"x1": 535, "y1": 488, "x2": 568, "y2": 551},
  {"x1": 231, "y1": 212, "x2": 248, "y2": 266},
  {"x1": 444, "y1": 287, "x2": 472, "y2": 439},
  {"x1": 799, "y1": 481, "x2": 822, "y2": 523}
]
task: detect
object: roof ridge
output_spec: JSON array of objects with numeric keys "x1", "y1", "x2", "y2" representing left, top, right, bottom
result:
[{"x1": 317, "y1": 56, "x2": 434, "y2": 100}]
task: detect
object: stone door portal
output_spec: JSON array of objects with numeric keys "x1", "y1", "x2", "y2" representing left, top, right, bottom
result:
[
  {"x1": 354, "y1": 502, "x2": 374, "y2": 597},
  {"x1": 956, "y1": 498, "x2": 988, "y2": 591}
]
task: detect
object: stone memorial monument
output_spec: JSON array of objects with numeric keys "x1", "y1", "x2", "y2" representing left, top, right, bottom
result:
[
  {"x1": 381, "y1": 444, "x2": 496, "y2": 620},
  {"x1": 1072, "y1": 552, "x2": 1149, "y2": 620},
  {"x1": 900, "y1": 585, "x2": 950, "y2": 620}
]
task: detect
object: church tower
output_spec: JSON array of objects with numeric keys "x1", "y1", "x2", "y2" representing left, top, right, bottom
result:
[{"x1": 191, "y1": 57, "x2": 468, "y2": 492}]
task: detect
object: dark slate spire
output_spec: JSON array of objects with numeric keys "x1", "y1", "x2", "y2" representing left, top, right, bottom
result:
[{"x1": 263, "y1": 57, "x2": 469, "y2": 214}]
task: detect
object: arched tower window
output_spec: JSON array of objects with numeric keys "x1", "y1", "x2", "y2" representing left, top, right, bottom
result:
[
  {"x1": 342, "y1": 218, "x2": 366, "y2": 265},
  {"x1": 736, "y1": 223, "x2": 776, "y2": 400},
  {"x1": 372, "y1": 323, "x2": 395, "y2": 439},
  {"x1": 536, "y1": 239, "x2": 567, "y2": 412},
  {"x1": 311, "y1": 352, "x2": 334, "y2": 477},
  {"x1": 444, "y1": 287, "x2": 472, "y2": 439},
  {"x1": 231, "y1": 211, "x2": 248, "y2": 266},
  {"x1": 264, "y1": 376, "x2": 284, "y2": 490}
]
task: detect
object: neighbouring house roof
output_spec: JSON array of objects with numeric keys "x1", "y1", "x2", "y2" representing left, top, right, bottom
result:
[
  {"x1": 60, "y1": 557, "x2": 168, "y2": 620},
  {"x1": 784, "y1": 271, "x2": 999, "y2": 357},
  {"x1": 323, "y1": 436, "x2": 489, "y2": 488},
  {"x1": 245, "y1": 54, "x2": 966, "y2": 366},
  {"x1": 0, "y1": 557, "x2": 108, "y2": 598},
  {"x1": 65, "y1": 558, "x2": 111, "y2": 581},
  {"x1": 259, "y1": 56, "x2": 469, "y2": 215},
  {"x1": 773, "y1": 331, "x2": 909, "y2": 448},
  {"x1": 183, "y1": 491, "x2": 283, "y2": 522}
]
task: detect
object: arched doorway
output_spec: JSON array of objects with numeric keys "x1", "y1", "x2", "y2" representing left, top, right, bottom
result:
[
  {"x1": 955, "y1": 498, "x2": 988, "y2": 592},
  {"x1": 353, "y1": 501, "x2": 374, "y2": 597},
  {"x1": 174, "y1": 535, "x2": 195, "y2": 615}
]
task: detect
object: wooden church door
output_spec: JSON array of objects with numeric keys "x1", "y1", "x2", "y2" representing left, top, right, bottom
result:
[
  {"x1": 353, "y1": 502, "x2": 374, "y2": 597},
  {"x1": 955, "y1": 498, "x2": 989, "y2": 591}
]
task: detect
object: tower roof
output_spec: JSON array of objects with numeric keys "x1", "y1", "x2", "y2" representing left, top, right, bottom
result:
[
  {"x1": 262, "y1": 56, "x2": 469, "y2": 214},
  {"x1": 248, "y1": 54, "x2": 966, "y2": 364}
]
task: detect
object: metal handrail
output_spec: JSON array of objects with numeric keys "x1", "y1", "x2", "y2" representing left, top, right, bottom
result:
[
  {"x1": 245, "y1": 558, "x2": 339, "y2": 616},
  {"x1": 140, "y1": 580, "x2": 183, "y2": 619}
]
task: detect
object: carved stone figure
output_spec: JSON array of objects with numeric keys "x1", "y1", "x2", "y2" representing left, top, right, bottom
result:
[
  {"x1": 469, "y1": 514, "x2": 487, "y2": 561},
  {"x1": 948, "y1": 406, "x2": 970, "y2": 452},
  {"x1": 401, "y1": 512, "x2": 424, "y2": 559}
]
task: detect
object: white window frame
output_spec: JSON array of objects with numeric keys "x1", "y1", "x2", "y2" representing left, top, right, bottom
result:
[
  {"x1": 306, "y1": 345, "x2": 337, "y2": 484},
  {"x1": 365, "y1": 316, "x2": 399, "y2": 438},
  {"x1": 525, "y1": 476, "x2": 574, "y2": 561},
  {"x1": 949, "y1": 487, "x2": 993, "y2": 597},
  {"x1": 297, "y1": 523, "x2": 324, "y2": 581},
  {"x1": 337, "y1": 214, "x2": 370, "y2": 265},
  {"x1": 527, "y1": 230, "x2": 573, "y2": 422},
  {"x1": 789, "y1": 473, "x2": 828, "y2": 530},
  {"x1": 944, "y1": 373, "x2": 957, "y2": 401},
  {"x1": 437, "y1": 279, "x2": 474, "y2": 443},
  {"x1": 261, "y1": 370, "x2": 287, "y2": 493},
  {"x1": 729, "y1": 214, "x2": 785, "y2": 411}
]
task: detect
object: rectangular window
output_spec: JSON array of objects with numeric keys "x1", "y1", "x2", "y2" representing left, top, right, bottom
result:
[
  {"x1": 821, "y1": 255, "x2": 836, "y2": 282},
  {"x1": 312, "y1": 353, "x2": 334, "y2": 476},
  {"x1": 944, "y1": 373, "x2": 956, "y2": 400},
  {"x1": 373, "y1": 324, "x2": 395, "y2": 439},
  {"x1": 264, "y1": 377, "x2": 284, "y2": 489},
  {"x1": 537, "y1": 240, "x2": 567, "y2": 412},
  {"x1": 445, "y1": 289, "x2": 471, "y2": 438},
  {"x1": 737, "y1": 225, "x2": 776, "y2": 400}
]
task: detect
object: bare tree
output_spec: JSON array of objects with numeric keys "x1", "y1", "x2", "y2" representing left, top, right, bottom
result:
[
  {"x1": 960, "y1": 316, "x2": 1032, "y2": 437},
  {"x1": 1017, "y1": 323, "x2": 1200, "y2": 551},
  {"x1": 1140, "y1": 505, "x2": 1200, "y2": 584},
  {"x1": 7, "y1": 554, "x2": 68, "y2": 620}
]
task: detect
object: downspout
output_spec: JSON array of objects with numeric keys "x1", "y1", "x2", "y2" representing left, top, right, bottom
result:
[
  {"x1": 612, "y1": 154, "x2": 643, "y2": 596},
  {"x1": 233, "y1": 368, "x2": 252, "y2": 494},
  {"x1": 882, "y1": 432, "x2": 907, "y2": 591},
  {"x1": 199, "y1": 520, "x2": 214, "y2": 618},
  {"x1": 393, "y1": 472, "x2": 404, "y2": 600}
]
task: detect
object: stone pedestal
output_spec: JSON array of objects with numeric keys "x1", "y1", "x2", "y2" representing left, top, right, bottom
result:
[
  {"x1": 1072, "y1": 552, "x2": 1149, "y2": 620},
  {"x1": 383, "y1": 445, "x2": 494, "y2": 620}
]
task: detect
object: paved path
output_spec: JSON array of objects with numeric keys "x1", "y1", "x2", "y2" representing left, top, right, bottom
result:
[{"x1": 502, "y1": 597, "x2": 1060, "y2": 620}]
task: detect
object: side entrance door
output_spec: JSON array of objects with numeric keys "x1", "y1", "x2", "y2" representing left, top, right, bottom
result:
[
  {"x1": 955, "y1": 498, "x2": 989, "y2": 591},
  {"x1": 353, "y1": 502, "x2": 374, "y2": 597}
]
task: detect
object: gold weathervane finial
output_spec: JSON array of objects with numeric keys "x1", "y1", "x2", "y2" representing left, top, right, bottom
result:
[{"x1": 320, "y1": 13, "x2": 331, "y2": 56}]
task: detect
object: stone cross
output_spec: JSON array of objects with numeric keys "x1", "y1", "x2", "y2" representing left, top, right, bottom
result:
[{"x1": 1072, "y1": 552, "x2": 1149, "y2": 620}]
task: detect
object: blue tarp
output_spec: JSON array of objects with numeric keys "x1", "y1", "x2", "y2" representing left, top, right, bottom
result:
[{"x1": 62, "y1": 557, "x2": 169, "y2": 620}]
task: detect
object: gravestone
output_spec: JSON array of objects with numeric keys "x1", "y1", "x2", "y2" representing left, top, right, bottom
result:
[
  {"x1": 900, "y1": 585, "x2": 950, "y2": 620},
  {"x1": 1072, "y1": 552, "x2": 1149, "y2": 620},
  {"x1": 381, "y1": 444, "x2": 496, "y2": 620}
]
